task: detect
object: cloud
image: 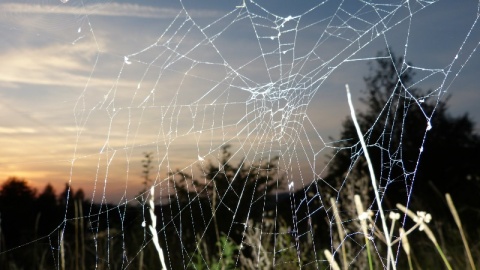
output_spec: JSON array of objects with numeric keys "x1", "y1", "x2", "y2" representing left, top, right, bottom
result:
[
  {"x1": 0, "y1": 40, "x2": 140, "y2": 89},
  {"x1": 0, "y1": 42, "x2": 92, "y2": 88},
  {"x1": 0, "y1": 127, "x2": 37, "y2": 134},
  {"x1": 0, "y1": 3, "x2": 223, "y2": 19}
]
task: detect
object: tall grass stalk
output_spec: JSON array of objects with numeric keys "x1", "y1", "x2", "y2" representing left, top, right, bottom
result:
[
  {"x1": 72, "y1": 199, "x2": 86, "y2": 270},
  {"x1": 74, "y1": 200, "x2": 79, "y2": 270},
  {"x1": 346, "y1": 84, "x2": 396, "y2": 270},
  {"x1": 78, "y1": 200, "x2": 86, "y2": 270},
  {"x1": 60, "y1": 230, "x2": 65, "y2": 270},
  {"x1": 148, "y1": 186, "x2": 168, "y2": 269},
  {"x1": 399, "y1": 228, "x2": 413, "y2": 270},
  {"x1": 138, "y1": 249, "x2": 144, "y2": 270},
  {"x1": 354, "y1": 195, "x2": 373, "y2": 269},
  {"x1": 330, "y1": 198, "x2": 347, "y2": 270},
  {"x1": 324, "y1": 249, "x2": 341, "y2": 270},
  {"x1": 445, "y1": 193, "x2": 476, "y2": 270}
]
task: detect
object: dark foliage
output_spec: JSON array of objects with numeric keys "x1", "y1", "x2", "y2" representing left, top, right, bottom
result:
[
  {"x1": 0, "y1": 177, "x2": 38, "y2": 268},
  {"x1": 324, "y1": 48, "x2": 480, "y2": 234},
  {"x1": 162, "y1": 144, "x2": 284, "y2": 268}
]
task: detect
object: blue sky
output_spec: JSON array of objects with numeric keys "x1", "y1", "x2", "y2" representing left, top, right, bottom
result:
[{"x1": 0, "y1": 0, "x2": 479, "y2": 202}]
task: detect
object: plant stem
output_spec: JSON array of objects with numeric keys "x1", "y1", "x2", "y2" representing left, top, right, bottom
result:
[
  {"x1": 148, "y1": 186, "x2": 168, "y2": 269},
  {"x1": 354, "y1": 195, "x2": 373, "y2": 270},
  {"x1": 399, "y1": 228, "x2": 413, "y2": 270},
  {"x1": 346, "y1": 84, "x2": 396, "y2": 270},
  {"x1": 446, "y1": 193, "x2": 476, "y2": 270},
  {"x1": 396, "y1": 203, "x2": 453, "y2": 270},
  {"x1": 330, "y1": 198, "x2": 348, "y2": 270},
  {"x1": 324, "y1": 249, "x2": 341, "y2": 270}
]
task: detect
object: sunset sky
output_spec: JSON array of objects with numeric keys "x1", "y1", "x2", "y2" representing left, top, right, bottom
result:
[{"x1": 0, "y1": 0, "x2": 479, "y2": 203}]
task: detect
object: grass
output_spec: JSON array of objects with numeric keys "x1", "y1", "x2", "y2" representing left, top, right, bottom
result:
[
  {"x1": 1, "y1": 180, "x2": 477, "y2": 269},
  {"x1": 147, "y1": 186, "x2": 168, "y2": 269},
  {"x1": 183, "y1": 189, "x2": 478, "y2": 269},
  {"x1": 445, "y1": 193, "x2": 476, "y2": 270},
  {"x1": 325, "y1": 193, "x2": 477, "y2": 270},
  {"x1": 346, "y1": 84, "x2": 395, "y2": 269},
  {"x1": 318, "y1": 85, "x2": 479, "y2": 270}
]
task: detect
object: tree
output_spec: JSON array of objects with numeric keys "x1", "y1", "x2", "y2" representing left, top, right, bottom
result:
[
  {"x1": 58, "y1": 183, "x2": 71, "y2": 206},
  {"x1": 37, "y1": 183, "x2": 57, "y2": 206},
  {"x1": 74, "y1": 188, "x2": 85, "y2": 202},
  {"x1": 36, "y1": 183, "x2": 60, "y2": 235},
  {"x1": 165, "y1": 145, "x2": 283, "y2": 267},
  {"x1": 324, "y1": 49, "x2": 480, "y2": 230},
  {"x1": 0, "y1": 177, "x2": 37, "y2": 252}
]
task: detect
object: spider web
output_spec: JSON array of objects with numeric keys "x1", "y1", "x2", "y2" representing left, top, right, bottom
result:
[{"x1": 1, "y1": 0, "x2": 479, "y2": 269}]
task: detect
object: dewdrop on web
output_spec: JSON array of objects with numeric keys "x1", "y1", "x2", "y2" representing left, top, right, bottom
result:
[{"x1": 288, "y1": 181, "x2": 294, "y2": 190}]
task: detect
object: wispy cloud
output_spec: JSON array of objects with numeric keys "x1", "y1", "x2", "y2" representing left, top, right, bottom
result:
[
  {"x1": 0, "y1": 42, "x2": 91, "y2": 87},
  {"x1": 0, "y1": 3, "x2": 223, "y2": 19},
  {"x1": 0, "y1": 40, "x2": 140, "y2": 89},
  {"x1": 0, "y1": 127, "x2": 37, "y2": 134}
]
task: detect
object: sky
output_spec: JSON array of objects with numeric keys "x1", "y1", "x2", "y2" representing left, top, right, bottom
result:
[{"x1": 0, "y1": 0, "x2": 479, "y2": 203}]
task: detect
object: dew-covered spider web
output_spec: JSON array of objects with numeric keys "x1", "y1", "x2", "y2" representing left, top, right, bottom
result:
[{"x1": 1, "y1": 0, "x2": 480, "y2": 269}]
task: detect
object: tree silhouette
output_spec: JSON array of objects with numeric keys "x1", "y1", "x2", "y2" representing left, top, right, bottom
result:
[
  {"x1": 36, "y1": 183, "x2": 60, "y2": 235},
  {"x1": 165, "y1": 145, "x2": 283, "y2": 267},
  {"x1": 0, "y1": 177, "x2": 37, "y2": 268},
  {"x1": 324, "y1": 49, "x2": 480, "y2": 230},
  {"x1": 37, "y1": 183, "x2": 56, "y2": 206}
]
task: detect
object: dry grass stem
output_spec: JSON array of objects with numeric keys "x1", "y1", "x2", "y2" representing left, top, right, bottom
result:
[
  {"x1": 445, "y1": 193, "x2": 476, "y2": 270},
  {"x1": 347, "y1": 84, "x2": 396, "y2": 270},
  {"x1": 367, "y1": 217, "x2": 387, "y2": 243},
  {"x1": 60, "y1": 231, "x2": 65, "y2": 270},
  {"x1": 390, "y1": 224, "x2": 420, "y2": 246},
  {"x1": 148, "y1": 186, "x2": 168, "y2": 269},
  {"x1": 396, "y1": 203, "x2": 452, "y2": 270},
  {"x1": 324, "y1": 249, "x2": 341, "y2": 270},
  {"x1": 330, "y1": 198, "x2": 348, "y2": 270},
  {"x1": 354, "y1": 195, "x2": 373, "y2": 269},
  {"x1": 399, "y1": 228, "x2": 413, "y2": 270}
]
